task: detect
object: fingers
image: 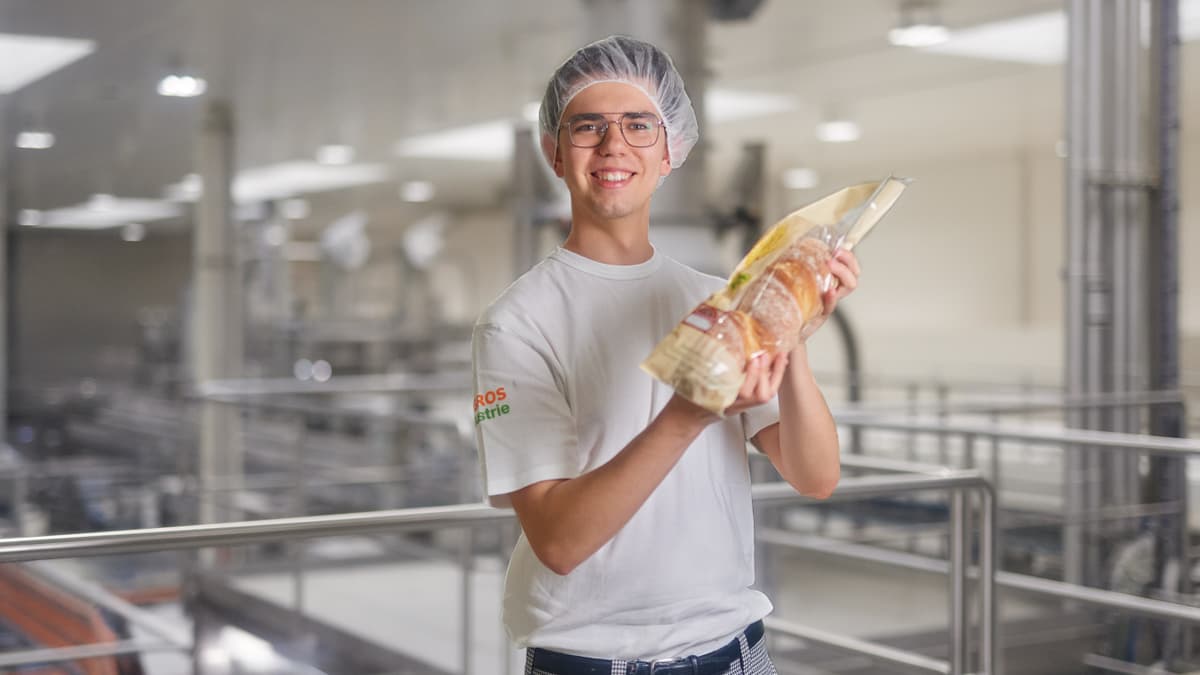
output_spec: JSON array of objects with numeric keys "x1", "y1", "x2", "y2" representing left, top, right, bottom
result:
[
  {"x1": 828, "y1": 250, "x2": 859, "y2": 301},
  {"x1": 734, "y1": 351, "x2": 790, "y2": 413},
  {"x1": 836, "y1": 249, "x2": 861, "y2": 276},
  {"x1": 829, "y1": 259, "x2": 857, "y2": 292},
  {"x1": 739, "y1": 353, "x2": 766, "y2": 400}
]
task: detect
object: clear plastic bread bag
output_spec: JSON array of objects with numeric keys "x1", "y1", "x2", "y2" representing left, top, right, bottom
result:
[{"x1": 641, "y1": 176, "x2": 910, "y2": 414}]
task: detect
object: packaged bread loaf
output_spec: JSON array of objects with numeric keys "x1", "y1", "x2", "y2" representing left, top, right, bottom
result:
[{"x1": 641, "y1": 177, "x2": 909, "y2": 413}]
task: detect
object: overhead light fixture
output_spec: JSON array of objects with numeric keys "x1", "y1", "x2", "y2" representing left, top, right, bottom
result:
[
  {"x1": 889, "y1": 23, "x2": 950, "y2": 47},
  {"x1": 396, "y1": 120, "x2": 515, "y2": 161},
  {"x1": 888, "y1": 1, "x2": 950, "y2": 47},
  {"x1": 782, "y1": 167, "x2": 819, "y2": 190},
  {"x1": 22, "y1": 197, "x2": 180, "y2": 230},
  {"x1": 157, "y1": 73, "x2": 207, "y2": 98},
  {"x1": 18, "y1": 209, "x2": 43, "y2": 227},
  {"x1": 400, "y1": 180, "x2": 435, "y2": 203},
  {"x1": 121, "y1": 222, "x2": 146, "y2": 242},
  {"x1": 922, "y1": 10, "x2": 1063, "y2": 64},
  {"x1": 0, "y1": 33, "x2": 95, "y2": 94},
  {"x1": 164, "y1": 162, "x2": 390, "y2": 204},
  {"x1": 88, "y1": 193, "x2": 117, "y2": 211},
  {"x1": 16, "y1": 130, "x2": 55, "y2": 149},
  {"x1": 164, "y1": 173, "x2": 203, "y2": 201},
  {"x1": 316, "y1": 144, "x2": 355, "y2": 166},
  {"x1": 705, "y1": 89, "x2": 796, "y2": 123},
  {"x1": 815, "y1": 119, "x2": 861, "y2": 143}
]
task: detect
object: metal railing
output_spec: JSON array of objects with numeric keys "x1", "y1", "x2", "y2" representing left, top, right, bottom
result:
[{"x1": 0, "y1": 470, "x2": 996, "y2": 675}]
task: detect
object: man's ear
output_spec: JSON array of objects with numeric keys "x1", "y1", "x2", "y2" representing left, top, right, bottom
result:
[
  {"x1": 554, "y1": 147, "x2": 566, "y2": 178},
  {"x1": 541, "y1": 133, "x2": 565, "y2": 178},
  {"x1": 659, "y1": 145, "x2": 672, "y2": 178}
]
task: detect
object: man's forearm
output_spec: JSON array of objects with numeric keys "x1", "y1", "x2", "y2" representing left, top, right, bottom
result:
[
  {"x1": 511, "y1": 396, "x2": 711, "y2": 575},
  {"x1": 774, "y1": 343, "x2": 841, "y2": 497}
]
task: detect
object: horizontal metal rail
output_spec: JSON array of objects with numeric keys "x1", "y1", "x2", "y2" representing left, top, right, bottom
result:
[
  {"x1": 830, "y1": 389, "x2": 1185, "y2": 418},
  {"x1": 0, "y1": 639, "x2": 181, "y2": 670},
  {"x1": 765, "y1": 616, "x2": 950, "y2": 674},
  {"x1": 0, "y1": 472, "x2": 986, "y2": 563},
  {"x1": 196, "y1": 372, "x2": 470, "y2": 398},
  {"x1": 0, "y1": 471, "x2": 996, "y2": 675},
  {"x1": 758, "y1": 528, "x2": 1200, "y2": 626},
  {"x1": 836, "y1": 413, "x2": 1200, "y2": 457}
]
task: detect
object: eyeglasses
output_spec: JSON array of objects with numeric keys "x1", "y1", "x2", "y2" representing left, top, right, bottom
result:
[{"x1": 562, "y1": 112, "x2": 665, "y2": 148}]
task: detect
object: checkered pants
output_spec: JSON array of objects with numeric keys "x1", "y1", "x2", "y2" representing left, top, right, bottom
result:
[{"x1": 524, "y1": 630, "x2": 778, "y2": 675}]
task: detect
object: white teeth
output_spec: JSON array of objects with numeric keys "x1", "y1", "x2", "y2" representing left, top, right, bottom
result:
[{"x1": 596, "y1": 171, "x2": 632, "y2": 182}]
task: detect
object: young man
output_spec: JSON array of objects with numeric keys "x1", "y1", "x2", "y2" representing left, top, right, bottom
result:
[{"x1": 472, "y1": 36, "x2": 860, "y2": 674}]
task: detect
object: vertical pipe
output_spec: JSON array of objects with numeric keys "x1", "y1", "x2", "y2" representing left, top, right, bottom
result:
[
  {"x1": 980, "y1": 487, "x2": 997, "y2": 675},
  {"x1": 0, "y1": 102, "x2": 7, "y2": 448},
  {"x1": 512, "y1": 124, "x2": 539, "y2": 279},
  {"x1": 193, "y1": 99, "x2": 243, "y2": 525},
  {"x1": 1148, "y1": 0, "x2": 1188, "y2": 661},
  {"x1": 949, "y1": 490, "x2": 967, "y2": 674}
]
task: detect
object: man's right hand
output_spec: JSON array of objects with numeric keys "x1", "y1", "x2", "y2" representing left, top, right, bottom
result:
[{"x1": 724, "y1": 350, "x2": 790, "y2": 416}]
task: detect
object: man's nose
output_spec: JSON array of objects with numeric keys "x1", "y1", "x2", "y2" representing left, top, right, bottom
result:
[{"x1": 597, "y1": 123, "x2": 628, "y2": 153}]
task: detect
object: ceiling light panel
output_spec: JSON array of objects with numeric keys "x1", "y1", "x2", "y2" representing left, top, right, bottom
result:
[
  {"x1": 25, "y1": 198, "x2": 181, "y2": 230},
  {"x1": 165, "y1": 162, "x2": 391, "y2": 203},
  {"x1": 0, "y1": 33, "x2": 95, "y2": 94}
]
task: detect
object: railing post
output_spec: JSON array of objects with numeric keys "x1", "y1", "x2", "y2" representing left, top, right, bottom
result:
[
  {"x1": 460, "y1": 525, "x2": 475, "y2": 675},
  {"x1": 980, "y1": 485, "x2": 997, "y2": 675},
  {"x1": 990, "y1": 413, "x2": 1002, "y2": 499},
  {"x1": 13, "y1": 468, "x2": 29, "y2": 537},
  {"x1": 290, "y1": 412, "x2": 308, "y2": 647},
  {"x1": 937, "y1": 383, "x2": 950, "y2": 466},
  {"x1": 949, "y1": 488, "x2": 967, "y2": 674}
]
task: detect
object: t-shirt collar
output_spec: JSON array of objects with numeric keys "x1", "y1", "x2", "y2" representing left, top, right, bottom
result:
[{"x1": 550, "y1": 245, "x2": 662, "y2": 280}]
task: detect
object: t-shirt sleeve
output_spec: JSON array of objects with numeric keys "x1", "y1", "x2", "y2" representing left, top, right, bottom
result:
[
  {"x1": 741, "y1": 396, "x2": 780, "y2": 445},
  {"x1": 472, "y1": 322, "x2": 578, "y2": 508}
]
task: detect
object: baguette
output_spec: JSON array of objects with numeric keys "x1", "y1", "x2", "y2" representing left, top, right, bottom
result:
[{"x1": 642, "y1": 177, "x2": 908, "y2": 414}]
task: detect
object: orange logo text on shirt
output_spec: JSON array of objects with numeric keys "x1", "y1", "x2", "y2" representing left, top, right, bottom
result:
[{"x1": 474, "y1": 387, "x2": 510, "y2": 425}]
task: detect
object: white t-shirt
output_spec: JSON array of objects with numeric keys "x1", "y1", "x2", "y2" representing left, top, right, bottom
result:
[{"x1": 472, "y1": 246, "x2": 779, "y2": 661}]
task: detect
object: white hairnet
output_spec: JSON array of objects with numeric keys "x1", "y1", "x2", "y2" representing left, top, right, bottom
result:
[{"x1": 538, "y1": 35, "x2": 699, "y2": 170}]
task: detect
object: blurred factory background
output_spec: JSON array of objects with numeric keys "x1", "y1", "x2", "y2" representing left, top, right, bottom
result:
[{"x1": 0, "y1": 0, "x2": 1197, "y2": 673}]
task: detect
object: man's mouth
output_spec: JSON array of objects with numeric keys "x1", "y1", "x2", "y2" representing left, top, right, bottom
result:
[{"x1": 592, "y1": 170, "x2": 634, "y2": 187}]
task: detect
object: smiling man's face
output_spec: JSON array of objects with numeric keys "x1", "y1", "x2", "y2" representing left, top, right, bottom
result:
[{"x1": 554, "y1": 81, "x2": 672, "y2": 226}]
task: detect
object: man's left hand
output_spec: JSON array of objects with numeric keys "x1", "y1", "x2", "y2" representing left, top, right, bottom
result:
[{"x1": 800, "y1": 248, "x2": 861, "y2": 339}]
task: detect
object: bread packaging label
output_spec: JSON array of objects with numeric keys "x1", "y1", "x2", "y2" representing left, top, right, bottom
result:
[{"x1": 641, "y1": 177, "x2": 909, "y2": 413}]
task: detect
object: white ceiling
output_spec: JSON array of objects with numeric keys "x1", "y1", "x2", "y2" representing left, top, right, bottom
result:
[{"x1": 1, "y1": 0, "x2": 1196, "y2": 236}]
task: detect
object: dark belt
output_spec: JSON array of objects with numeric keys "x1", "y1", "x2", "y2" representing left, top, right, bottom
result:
[{"x1": 529, "y1": 620, "x2": 764, "y2": 675}]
